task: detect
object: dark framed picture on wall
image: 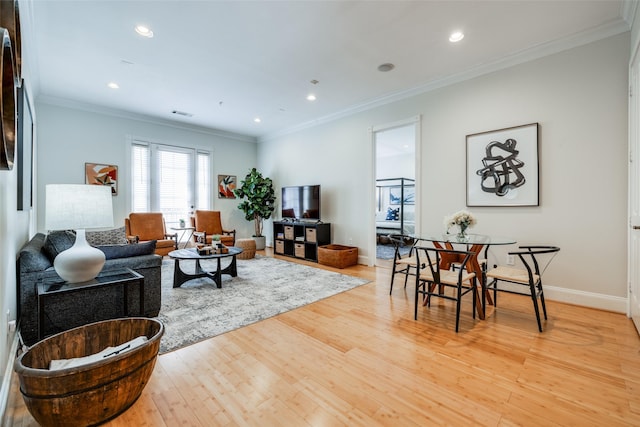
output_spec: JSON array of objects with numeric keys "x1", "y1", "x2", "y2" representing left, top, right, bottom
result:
[
  {"x1": 466, "y1": 122, "x2": 539, "y2": 207},
  {"x1": 16, "y1": 80, "x2": 33, "y2": 211}
]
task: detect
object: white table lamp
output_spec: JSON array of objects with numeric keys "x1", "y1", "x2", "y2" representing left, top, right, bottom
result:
[{"x1": 45, "y1": 184, "x2": 114, "y2": 283}]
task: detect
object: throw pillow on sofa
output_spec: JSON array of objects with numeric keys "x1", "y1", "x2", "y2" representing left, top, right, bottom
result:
[
  {"x1": 42, "y1": 230, "x2": 76, "y2": 263},
  {"x1": 86, "y1": 226, "x2": 129, "y2": 246},
  {"x1": 385, "y1": 207, "x2": 399, "y2": 221},
  {"x1": 97, "y1": 240, "x2": 157, "y2": 260}
]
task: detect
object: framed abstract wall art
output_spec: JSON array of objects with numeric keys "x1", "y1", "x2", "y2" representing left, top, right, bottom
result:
[
  {"x1": 466, "y1": 123, "x2": 539, "y2": 207},
  {"x1": 218, "y1": 175, "x2": 236, "y2": 198},
  {"x1": 85, "y1": 163, "x2": 118, "y2": 195},
  {"x1": 389, "y1": 185, "x2": 415, "y2": 205}
]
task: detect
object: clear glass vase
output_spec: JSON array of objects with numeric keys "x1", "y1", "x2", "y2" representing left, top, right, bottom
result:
[{"x1": 457, "y1": 224, "x2": 468, "y2": 240}]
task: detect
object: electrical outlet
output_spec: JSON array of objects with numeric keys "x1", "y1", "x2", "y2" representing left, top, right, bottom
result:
[{"x1": 506, "y1": 255, "x2": 515, "y2": 265}]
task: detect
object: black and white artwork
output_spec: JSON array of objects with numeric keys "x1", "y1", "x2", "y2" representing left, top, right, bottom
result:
[{"x1": 466, "y1": 123, "x2": 539, "y2": 207}]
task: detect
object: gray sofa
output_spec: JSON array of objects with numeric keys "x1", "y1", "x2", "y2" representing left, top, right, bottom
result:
[{"x1": 17, "y1": 231, "x2": 163, "y2": 346}]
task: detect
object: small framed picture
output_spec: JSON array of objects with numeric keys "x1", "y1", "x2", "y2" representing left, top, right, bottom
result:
[
  {"x1": 85, "y1": 163, "x2": 118, "y2": 195},
  {"x1": 218, "y1": 175, "x2": 236, "y2": 198},
  {"x1": 466, "y1": 123, "x2": 539, "y2": 207}
]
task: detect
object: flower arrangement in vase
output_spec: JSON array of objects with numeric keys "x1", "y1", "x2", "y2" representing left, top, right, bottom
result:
[{"x1": 444, "y1": 210, "x2": 477, "y2": 239}]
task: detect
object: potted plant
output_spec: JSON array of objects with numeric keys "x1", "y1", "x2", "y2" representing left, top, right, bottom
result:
[{"x1": 233, "y1": 168, "x2": 276, "y2": 250}]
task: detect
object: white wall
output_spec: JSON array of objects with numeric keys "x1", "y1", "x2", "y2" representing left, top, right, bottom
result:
[
  {"x1": 0, "y1": 6, "x2": 37, "y2": 414},
  {"x1": 376, "y1": 153, "x2": 414, "y2": 180},
  {"x1": 0, "y1": 98, "x2": 32, "y2": 419},
  {"x1": 35, "y1": 102, "x2": 258, "y2": 239},
  {"x1": 259, "y1": 32, "x2": 630, "y2": 312}
]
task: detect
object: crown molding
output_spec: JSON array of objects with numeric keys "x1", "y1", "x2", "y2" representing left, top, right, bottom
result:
[
  {"x1": 38, "y1": 95, "x2": 257, "y2": 143},
  {"x1": 259, "y1": 18, "x2": 630, "y2": 143}
]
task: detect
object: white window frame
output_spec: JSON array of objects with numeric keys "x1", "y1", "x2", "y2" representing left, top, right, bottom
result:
[{"x1": 129, "y1": 138, "x2": 212, "y2": 225}]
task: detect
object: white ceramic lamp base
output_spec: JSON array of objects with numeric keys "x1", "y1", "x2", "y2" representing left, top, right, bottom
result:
[{"x1": 53, "y1": 229, "x2": 106, "y2": 283}]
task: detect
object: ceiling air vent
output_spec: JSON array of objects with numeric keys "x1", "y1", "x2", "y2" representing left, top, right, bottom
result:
[{"x1": 171, "y1": 110, "x2": 193, "y2": 117}]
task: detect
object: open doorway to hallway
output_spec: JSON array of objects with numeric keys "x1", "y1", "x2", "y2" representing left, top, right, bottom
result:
[{"x1": 374, "y1": 123, "x2": 416, "y2": 266}]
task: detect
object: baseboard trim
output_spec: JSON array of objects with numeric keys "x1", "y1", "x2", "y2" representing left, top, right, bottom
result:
[
  {"x1": 543, "y1": 285, "x2": 627, "y2": 313},
  {"x1": 291, "y1": 253, "x2": 629, "y2": 313},
  {"x1": 0, "y1": 331, "x2": 20, "y2": 424}
]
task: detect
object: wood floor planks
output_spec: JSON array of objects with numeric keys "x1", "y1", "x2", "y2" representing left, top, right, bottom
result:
[{"x1": 3, "y1": 249, "x2": 640, "y2": 426}]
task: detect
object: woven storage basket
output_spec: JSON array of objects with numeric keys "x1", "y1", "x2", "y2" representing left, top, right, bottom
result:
[
  {"x1": 15, "y1": 318, "x2": 163, "y2": 427},
  {"x1": 318, "y1": 244, "x2": 358, "y2": 268},
  {"x1": 236, "y1": 238, "x2": 256, "y2": 259}
]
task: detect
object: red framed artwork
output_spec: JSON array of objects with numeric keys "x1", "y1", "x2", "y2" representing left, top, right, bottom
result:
[{"x1": 85, "y1": 163, "x2": 118, "y2": 195}]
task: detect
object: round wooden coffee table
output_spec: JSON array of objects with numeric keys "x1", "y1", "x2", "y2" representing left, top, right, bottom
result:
[{"x1": 168, "y1": 247, "x2": 243, "y2": 288}]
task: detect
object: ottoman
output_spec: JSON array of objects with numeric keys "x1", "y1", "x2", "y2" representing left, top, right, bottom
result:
[{"x1": 236, "y1": 238, "x2": 256, "y2": 259}]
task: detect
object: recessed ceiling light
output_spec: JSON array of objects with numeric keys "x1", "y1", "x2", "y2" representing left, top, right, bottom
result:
[
  {"x1": 107, "y1": 82, "x2": 119, "y2": 89},
  {"x1": 254, "y1": 117, "x2": 261, "y2": 123},
  {"x1": 377, "y1": 63, "x2": 395, "y2": 72},
  {"x1": 449, "y1": 31, "x2": 464, "y2": 42},
  {"x1": 135, "y1": 25, "x2": 154, "y2": 38},
  {"x1": 307, "y1": 94, "x2": 316, "y2": 101}
]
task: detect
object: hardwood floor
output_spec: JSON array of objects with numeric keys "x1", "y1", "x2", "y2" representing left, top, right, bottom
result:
[{"x1": 5, "y1": 250, "x2": 640, "y2": 426}]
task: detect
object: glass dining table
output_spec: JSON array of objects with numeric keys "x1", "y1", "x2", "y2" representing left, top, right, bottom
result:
[{"x1": 416, "y1": 233, "x2": 517, "y2": 319}]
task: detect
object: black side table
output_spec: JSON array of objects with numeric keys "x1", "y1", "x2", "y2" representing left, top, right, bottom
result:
[{"x1": 37, "y1": 268, "x2": 144, "y2": 341}]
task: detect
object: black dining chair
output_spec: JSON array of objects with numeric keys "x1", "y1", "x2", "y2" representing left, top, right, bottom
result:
[
  {"x1": 388, "y1": 234, "x2": 421, "y2": 295},
  {"x1": 414, "y1": 245, "x2": 478, "y2": 332},
  {"x1": 485, "y1": 245, "x2": 560, "y2": 332}
]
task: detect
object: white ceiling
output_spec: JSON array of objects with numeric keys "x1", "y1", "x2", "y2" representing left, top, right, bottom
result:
[{"x1": 24, "y1": 0, "x2": 630, "y2": 141}]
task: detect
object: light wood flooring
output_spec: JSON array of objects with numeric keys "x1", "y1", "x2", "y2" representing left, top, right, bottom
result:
[{"x1": 4, "y1": 250, "x2": 640, "y2": 426}]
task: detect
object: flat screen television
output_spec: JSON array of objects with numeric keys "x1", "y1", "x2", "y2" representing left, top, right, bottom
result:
[{"x1": 281, "y1": 185, "x2": 321, "y2": 221}]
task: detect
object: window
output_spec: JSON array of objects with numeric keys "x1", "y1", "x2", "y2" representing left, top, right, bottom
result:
[
  {"x1": 131, "y1": 141, "x2": 211, "y2": 226},
  {"x1": 196, "y1": 151, "x2": 210, "y2": 210}
]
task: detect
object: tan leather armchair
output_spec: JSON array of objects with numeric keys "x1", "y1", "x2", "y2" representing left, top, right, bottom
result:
[
  {"x1": 125, "y1": 213, "x2": 178, "y2": 256},
  {"x1": 190, "y1": 210, "x2": 236, "y2": 247}
]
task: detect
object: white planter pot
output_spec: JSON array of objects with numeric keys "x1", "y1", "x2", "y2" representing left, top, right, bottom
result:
[{"x1": 253, "y1": 236, "x2": 266, "y2": 250}]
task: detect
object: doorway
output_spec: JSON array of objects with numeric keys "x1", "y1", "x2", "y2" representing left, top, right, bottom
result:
[{"x1": 373, "y1": 120, "x2": 419, "y2": 266}]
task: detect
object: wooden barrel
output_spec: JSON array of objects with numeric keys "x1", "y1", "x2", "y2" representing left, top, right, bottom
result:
[
  {"x1": 14, "y1": 317, "x2": 164, "y2": 427},
  {"x1": 0, "y1": 0, "x2": 20, "y2": 81},
  {"x1": 0, "y1": 27, "x2": 14, "y2": 170}
]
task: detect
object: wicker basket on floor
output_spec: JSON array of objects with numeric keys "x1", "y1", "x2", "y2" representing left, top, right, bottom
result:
[
  {"x1": 318, "y1": 244, "x2": 358, "y2": 268},
  {"x1": 236, "y1": 238, "x2": 256, "y2": 259}
]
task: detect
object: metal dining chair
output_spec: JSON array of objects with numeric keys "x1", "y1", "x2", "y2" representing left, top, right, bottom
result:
[
  {"x1": 414, "y1": 245, "x2": 478, "y2": 332},
  {"x1": 485, "y1": 245, "x2": 560, "y2": 332},
  {"x1": 388, "y1": 234, "x2": 420, "y2": 295}
]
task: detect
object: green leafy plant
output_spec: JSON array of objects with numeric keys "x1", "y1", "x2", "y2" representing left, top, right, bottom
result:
[{"x1": 233, "y1": 168, "x2": 276, "y2": 237}]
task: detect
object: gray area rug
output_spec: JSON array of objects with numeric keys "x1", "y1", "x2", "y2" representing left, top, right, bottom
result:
[
  {"x1": 376, "y1": 244, "x2": 410, "y2": 260},
  {"x1": 157, "y1": 256, "x2": 369, "y2": 353}
]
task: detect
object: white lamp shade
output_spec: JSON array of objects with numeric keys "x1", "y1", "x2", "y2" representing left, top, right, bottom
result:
[
  {"x1": 45, "y1": 184, "x2": 114, "y2": 283},
  {"x1": 46, "y1": 184, "x2": 114, "y2": 231}
]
